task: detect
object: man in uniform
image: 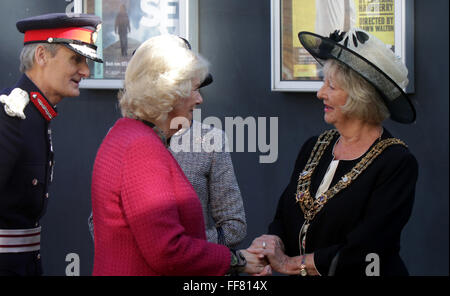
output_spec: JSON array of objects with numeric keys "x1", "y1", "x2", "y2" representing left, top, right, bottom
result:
[{"x1": 0, "y1": 13, "x2": 103, "y2": 276}]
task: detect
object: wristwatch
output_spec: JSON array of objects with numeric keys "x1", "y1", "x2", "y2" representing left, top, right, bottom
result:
[{"x1": 229, "y1": 249, "x2": 247, "y2": 274}]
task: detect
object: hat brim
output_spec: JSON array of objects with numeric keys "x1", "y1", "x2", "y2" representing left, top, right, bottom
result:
[
  {"x1": 64, "y1": 43, "x2": 103, "y2": 63},
  {"x1": 298, "y1": 31, "x2": 416, "y2": 124}
]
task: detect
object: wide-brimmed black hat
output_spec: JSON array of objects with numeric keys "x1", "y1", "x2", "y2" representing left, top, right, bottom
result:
[
  {"x1": 17, "y1": 13, "x2": 103, "y2": 63},
  {"x1": 298, "y1": 29, "x2": 415, "y2": 124}
]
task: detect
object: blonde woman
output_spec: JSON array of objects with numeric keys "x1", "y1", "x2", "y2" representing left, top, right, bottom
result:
[{"x1": 91, "y1": 35, "x2": 269, "y2": 276}]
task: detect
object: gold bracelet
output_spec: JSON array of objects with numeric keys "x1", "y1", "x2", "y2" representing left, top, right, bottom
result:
[{"x1": 300, "y1": 255, "x2": 307, "y2": 276}]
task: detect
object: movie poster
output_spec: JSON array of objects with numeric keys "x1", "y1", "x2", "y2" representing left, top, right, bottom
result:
[
  {"x1": 85, "y1": 0, "x2": 181, "y2": 79},
  {"x1": 281, "y1": 0, "x2": 396, "y2": 81}
]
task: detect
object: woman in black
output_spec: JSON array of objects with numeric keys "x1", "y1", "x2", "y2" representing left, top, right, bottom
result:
[{"x1": 249, "y1": 29, "x2": 418, "y2": 276}]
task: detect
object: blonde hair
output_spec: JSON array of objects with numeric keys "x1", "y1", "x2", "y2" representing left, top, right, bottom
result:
[
  {"x1": 323, "y1": 59, "x2": 390, "y2": 124},
  {"x1": 118, "y1": 35, "x2": 209, "y2": 122}
]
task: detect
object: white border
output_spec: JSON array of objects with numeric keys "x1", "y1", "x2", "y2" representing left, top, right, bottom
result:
[
  {"x1": 271, "y1": 0, "x2": 412, "y2": 92},
  {"x1": 74, "y1": 0, "x2": 199, "y2": 89}
]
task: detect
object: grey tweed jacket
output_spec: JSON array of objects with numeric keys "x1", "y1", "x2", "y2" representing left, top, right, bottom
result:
[
  {"x1": 89, "y1": 121, "x2": 246, "y2": 248},
  {"x1": 169, "y1": 121, "x2": 246, "y2": 247}
]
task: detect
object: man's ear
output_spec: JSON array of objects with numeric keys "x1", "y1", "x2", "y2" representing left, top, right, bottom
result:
[{"x1": 34, "y1": 45, "x2": 49, "y2": 66}]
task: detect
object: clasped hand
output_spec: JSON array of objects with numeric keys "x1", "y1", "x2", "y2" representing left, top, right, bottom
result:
[
  {"x1": 233, "y1": 235, "x2": 281, "y2": 276},
  {"x1": 239, "y1": 249, "x2": 272, "y2": 276},
  {"x1": 246, "y1": 234, "x2": 319, "y2": 276}
]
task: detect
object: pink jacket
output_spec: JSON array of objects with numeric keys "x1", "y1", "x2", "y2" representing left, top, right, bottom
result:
[{"x1": 91, "y1": 118, "x2": 230, "y2": 275}]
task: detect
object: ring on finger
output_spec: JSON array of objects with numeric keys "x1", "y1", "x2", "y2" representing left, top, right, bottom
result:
[{"x1": 262, "y1": 241, "x2": 267, "y2": 249}]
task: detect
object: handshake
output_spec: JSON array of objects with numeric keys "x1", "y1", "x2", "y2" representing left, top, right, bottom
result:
[{"x1": 237, "y1": 234, "x2": 319, "y2": 276}]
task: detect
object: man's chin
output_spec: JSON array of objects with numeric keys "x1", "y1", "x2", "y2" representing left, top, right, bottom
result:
[{"x1": 65, "y1": 89, "x2": 80, "y2": 98}]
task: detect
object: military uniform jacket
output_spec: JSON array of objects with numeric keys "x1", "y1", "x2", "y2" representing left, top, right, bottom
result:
[{"x1": 0, "y1": 74, "x2": 55, "y2": 230}]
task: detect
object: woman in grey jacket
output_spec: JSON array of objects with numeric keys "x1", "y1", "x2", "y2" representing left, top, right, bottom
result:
[{"x1": 169, "y1": 120, "x2": 247, "y2": 248}]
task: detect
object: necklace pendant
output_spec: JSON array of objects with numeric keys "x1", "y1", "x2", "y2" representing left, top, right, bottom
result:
[
  {"x1": 296, "y1": 191, "x2": 306, "y2": 202},
  {"x1": 300, "y1": 170, "x2": 311, "y2": 180},
  {"x1": 342, "y1": 175, "x2": 349, "y2": 183}
]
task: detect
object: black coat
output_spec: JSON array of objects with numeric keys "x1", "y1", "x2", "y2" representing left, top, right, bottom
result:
[
  {"x1": 0, "y1": 74, "x2": 55, "y2": 230},
  {"x1": 269, "y1": 129, "x2": 418, "y2": 276}
]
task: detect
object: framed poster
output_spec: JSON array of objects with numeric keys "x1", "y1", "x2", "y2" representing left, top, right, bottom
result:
[
  {"x1": 271, "y1": 0, "x2": 415, "y2": 92},
  {"x1": 74, "y1": 0, "x2": 199, "y2": 89}
]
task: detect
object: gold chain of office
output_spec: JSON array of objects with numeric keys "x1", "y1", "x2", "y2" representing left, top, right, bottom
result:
[{"x1": 295, "y1": 129, "x2": 407, "y2": 222}]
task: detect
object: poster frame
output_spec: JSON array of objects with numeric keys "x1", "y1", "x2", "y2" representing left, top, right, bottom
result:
[
  {"x1": 74, "y1": 0, "x2": 199, "y2": 89},
  {"x1": 270, "y1": 0, "x2": 415, "y2": 93}
]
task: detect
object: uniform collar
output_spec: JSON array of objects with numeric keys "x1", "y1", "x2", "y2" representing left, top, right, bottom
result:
[{"x1": 15, "y1": 74, "x2": 58, "y2": 122}]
